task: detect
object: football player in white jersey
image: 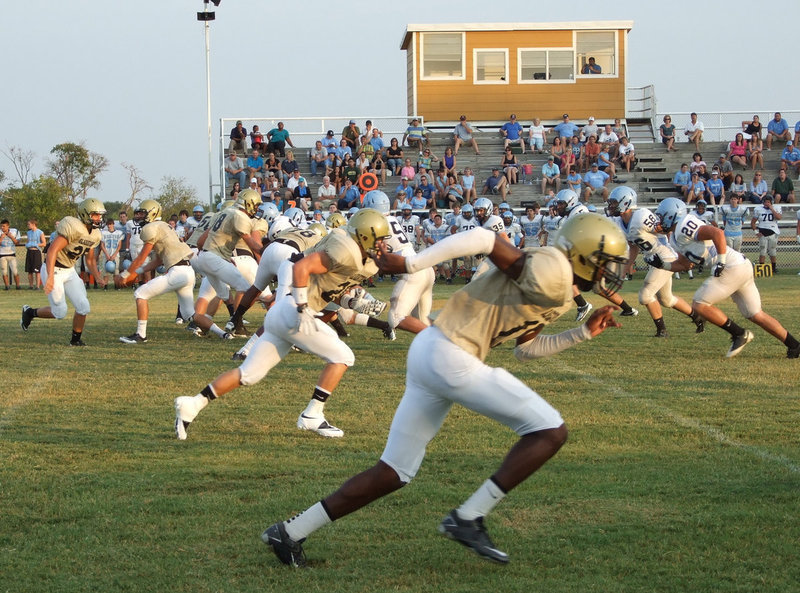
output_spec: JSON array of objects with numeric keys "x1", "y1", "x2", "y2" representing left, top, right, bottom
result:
[
  {"x1": 538, "y1": 199, "x2": 561, "y2": 247},
  {"x1": 126, "y1": 206, "x2": 151, "y2": 285},
  {"x1": 421, "y1": 207, "x2": 439, "y2": 239},
  {"x1": 501, "y1": 212, "x2": 523, "y2": 246},
  {"x1": 519, "y1": 203, "x2": 543, "y2": 248},
  {"x1": 263, "y1": 213, "x2": 628, "y2": 568},
  {"x1": 607, "y1": 188, "x2": 704, "y2": 338},
  {"x1": 497, "y1": 202, "x2": 518, "y2": 225},
  {"x1": 719, "y1": 195, "x2": 749, "y2": 252},
  {"x1": 397, "y1": 205, "x2": 422, "y2": 250},
  {"x1": 174, "y1": 209, "x2": 394, "y2": 441},
  {"x1": 117, "y1": 200, "x2": 196, "y2": 344},
  {"x1": 750, "y1": 196, "x2": 782, "y2": 274},
  {"x1": 450, "y1": 203, "x2": 479, "y2": 282},
  {"x1": 693, "y1": 200, "x2": 717, "y2": 227},
  {"x1": 650, "y1": 198, "x2": 799, "y2": 358},
  {"x1": 474, "y1": 197, "x2": 506, "y2": 236},
  {"x1": 21, "y1": 198, "x2": 106, "y2": 346}
]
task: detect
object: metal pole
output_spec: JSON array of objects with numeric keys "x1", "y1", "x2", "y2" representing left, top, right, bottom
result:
[{"x1": 205, "y1": 18, "x2": 213, "y2": 207}]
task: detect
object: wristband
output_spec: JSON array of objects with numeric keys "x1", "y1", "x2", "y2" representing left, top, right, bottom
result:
[{"x1": 292, "y1": 285, "x2": 308, "y2": 306}]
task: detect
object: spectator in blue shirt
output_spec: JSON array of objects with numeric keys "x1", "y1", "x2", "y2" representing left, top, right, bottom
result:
[
  {"x1": 337, "y1": 179, "x2": 361, "y2": 210},
  {"x1": 501, "y1": 114, "x2": 525, "y2": 153},
  {"x1": 246, "y1": 149, "x2": 264, "y2": 180},
  {"x1": 395, "y1": 177, "x2": 414, "y2": 202},
  {"x1": 410, "y1": 188, "x2": 428, "y2": 210},
  {"x1": 766, "y1": 112, "x2": 791, "y2": 150},
  {"x1": 369, "y1": 129, "x2": 385, "y2": 156},
  {"x1": 706, "y1": 170, "x2": 725, "y2": 205},
  {"x1": 673, "y1": 163, "x2": 692, "y2": 198},
  {"x1": 582, "y1": 57, "x2": 602, "y2": 74},
  {"x1": 320, "y1": 130, "x2": 338, "y2": 154},
  {"x1": 582, "y1": 163, "x2": 610, "y2": 202},
  {"x1": 780, "y1": 141, "x2": 800, "y2": 175},
  {"x1": 553, "y1": 114, "x2": 579, "y2": 141},
  {"x1": 687, "y1": 173, "x2": 707, "y2": 205}
]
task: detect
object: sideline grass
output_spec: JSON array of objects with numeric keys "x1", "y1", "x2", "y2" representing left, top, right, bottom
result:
[{"x1": 2, "y1": 273, "x2": 799, "y2": 593}]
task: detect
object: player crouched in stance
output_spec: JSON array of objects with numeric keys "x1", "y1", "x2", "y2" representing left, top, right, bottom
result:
[
  {"x1": 263, "y1": 213, "x2": 628, "y2": 567},
  {"x1": 649, "y1": 198, "x2": 800, "y2": 358},
  {"x1": 21, "y1": 198, "x2": 107, "y2": 346},
  {"x1": 174, "y1": 208, "x2": 392, "y2": 440},
  {"x1": 117, "y1": 200, "x2": 196, "y2": 344}
]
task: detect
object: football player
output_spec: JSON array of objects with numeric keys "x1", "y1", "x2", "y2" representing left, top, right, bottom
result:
[
  {"x1": 501, "y1": 212, "x2": 523, "y2": 246},
  {"x1": 21, "y1": 198, "x2": 107, "y2": 346},
  {"x1": 397, "y1": 205, "x2": 422, "y2": 250},
  {"x1": 174, "y1": 208, "x2": 394, "y2": 441},
  {"x1": 538, "y1": 199, "x2": 561, "y2": 247},
  {"x1": 117, "y1": 200, "x2": 196, "y2": 344},
  {"x1": 519, "y1": 203, "x2": 543, "y2": 248},
  {"x1": 693, "y1": 199, "x2": 717, "y2": 227},
  {"x1": 263, "y1": 213, "x2": 628, "y2": 567},
  {"x1": 649, "y1": 198, "x2": 799, "y2": 358},
  {"x1": 607, "y1": 187, "x2": 705, "y2": 338},
  {"x1": 126, "y1": 204, "x2": 151, "y2": 285},
  {"x1": 473, "y1": 197, "x2": 506, "y2": 236},
  {"x1": 719, "y1": 195, "x2": 749, "y2": 252},
  {"x1": 750, "y1": 196, "x2": 782, "y2": 274}
]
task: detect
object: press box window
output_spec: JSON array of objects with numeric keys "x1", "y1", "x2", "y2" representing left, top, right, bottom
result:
[
  {"x1": 576, "y1": 31, "x2": 616, "y2": 76},
  {"x1": 519, "y1": 49, "x2": 575, "y2": 82},
  {"x1": 474, "y1": 49, "x2": 508, "y2": 84},
  {"x1": 421, "y1": 32, "x2": 465, "y2": 80}
]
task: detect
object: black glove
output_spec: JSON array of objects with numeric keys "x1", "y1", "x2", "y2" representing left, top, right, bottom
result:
[
  {"x1": 644, "y1": 253, "x2": 664, "y2": 269},
  {"x1": 714, "y1": 262, "x2": 725, "y2": 277}
]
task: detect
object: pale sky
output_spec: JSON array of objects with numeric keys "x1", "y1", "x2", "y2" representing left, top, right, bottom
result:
[{"x1": 1, "y1": 0, "x2": 797, "y2": 209}]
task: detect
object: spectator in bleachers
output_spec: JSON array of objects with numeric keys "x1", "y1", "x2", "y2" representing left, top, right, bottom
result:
[
  {"x1": 445, "y1": 174, "x2": 464, "y2": 208},
  {"x1": 598, "y1": 124, "x2": 620, "y2": 159},
  {"x1": 282, "y1": 151, "x2": 300, "y2": 184},
  {"x1": 582, "y1": 162, "x2": 609, "y2": 202},
  {"x1": 527, "y1": 117, "x2": 547, "y2": 153},
  {"x1": 440, "y1": 147, "x2": 457, "y2": 177},
  {"x1": 673, "y1": 163, "x2": 692, "y2": 198},
  {"x1": 410, "y1": 188, "x2": 428, "y2": 210},
  {"x1": 697, "y1": 163, "x2": 711, "y2": 183},
  {"x1": 617, "y1": 136, "x2": 636, "y2": 173},
  {"x1": 310, "y1": 141, "x2": 329, "y2": 177},
  {"x1": 386, "y1": 138, "x2": 404, "y2": 175},
  {"x1": 317, "y1": 176, "x2": 336, "y2": 205},
  {"x1": 659, "y1": 115, "x2": 677, "y2": 151},
  {"x1": 363, "y1": 120, "x2": 380, "y2": 141},
  {"x1": 794, "y1": 119, "x2": 800, "y2": 147},
  {"x1": 560, "y1": 140, "x2": 577, "y2": 177},
  {"x1": 566, "y1": 167, "x2": 583, "y2": 193},
  {"x1": 285, "y1": 169, "x2": 302, "y2": 196},
  {"x1": 355, "y1": 151, "x2": 371, "y2": 175},
  {"x1": 501, "y1": 147, "x2": 519, "y2": 185},
  {"x1": 417, "y1": 147, "x2": 437, "y2": 171},
  {"x1": 540, "y1": 157, "x2": 561, "y2": 196},
  {"x1": 748, "y1": 134, "x2": 764, "y2": 170},
  {"x1": 341, "y1": 120, "x2": 361, "y2": 150},
  {"x1": 266, "y1": 122, "x2": 294, "y2": 157},
  {"x1": 780, "y1": 141, "x2": 800, "y2": 176},
  {"x1": 358, "y1": 136, "x2": 375, "y2": 162},
  {"x1": 689, "y1": 152, "x2": 706, "y2": 175},
  {"x1": 550, "y1": 136, "x2": 567, "y2": 168},
  {"x1": 262, "y1": 173, "x2": 280, "y2": 202},
  {"x1": 715, "y1": 153, "x2": 734, "y2": 191},
  {"x1": 248, "y1": 177, "x2": 260, "y2": 196},
  {"x1": 581, "y1": 134, "x2": 600, "y2": 171},
  {"x1": 321, "y1": 130, "x2": 337, "y2": 154},
  {"x1": 416, "y1": 174, "x2": 437, "y2": 206},
  {"x1": 613, "y1": 118, "x2": 626, "y2": 140},
  {"x1": 265, "y1": 152, "x2": 283, "y2": 181},
  {"x1": 597, "y1": 144, "x2": 618, "y2": 181},
  {"x1": 568, "y1": 136, "x2": 583, "y2": 172},
  {"x1": 395, "y1": 176, "x2": 414, "y2": 203},
  {"x1": 293, "y1": 177, "x2": 312, "y2": 212},
  {"x1": 343, "y1": 156, "x2": 360, "y2": 186},
  {"x1": 246, "y1": 149, "x2": 264, "y2": 180},
  {"x1": 453, "y1": 114, "x2": 480, "y2": 155},
  {"x1": 433, "y1": 168, "x2": 449, "y2": 201},
  {"x1": 771, "y1": 168, "x2": 795, "y2": 203},
  {"x1": 684, "y1": 113, "x2": 704, "y2": 151},
  {"x1": 749, "y1": 171, "x2": 769, "y2": 204},
  {"x1": 413, "y1": 166, "x2": 430, "y2": 188},
  {"x1": 728, "y1": 134, "x2": 748, "y2": 170},
  {"x1": 484, "y1": 167, "x2": 510, "y2": 199},
  {"x1": 229, "y1": 120, "x2": 247, "y2": 152},
  {"x1": 370, "y1": 152, "x2": 388, "y2": 186},
  {"x1": 501, "y1": 114, "x2": 525, "y2": 153},
  {"x1": 335, "y1": 139, "x2": 353, "y2": 166},
  {"x1": 400, "y1": 158, "x2": 416, "y2": 181},
  {"x1": 729, "y1": 174, "x2": 748, "y2": 203},
  {"x1": 250, "y1": 125, "x2": 265, "y2": 152},
  {"x1": 580, "y1": 116, "x2": 599, "y2": 143},
  {"x1": 766, "y1": 112, "x2": 792, "y2": 150},
  {"x1": 741, "y1": 115, "x2": 762, "y2": 140},
  {"x1": 338, "y1": 179, "x2": 361, "y2": 210},
  {"x1": 687, "y1": 172, "x2": 707, "y2": 205},
  {"x1": 329, "y1": 165, "x2": 344, "y2": 193},
  {"x1": 403, "y1": 118, "x2": 429, "y2": 152},
  {"x1": 225, "y1": 152, "x2": 247, "y2": 189},
  {"x1": 369, "y1": 128, "x2": 385, "y2": 156},
  {"x1": 460, "y1": 167, "x2": 476, "y2": 203},
  {"x1": 229, "y1": 181, "x2": 242, "y2": 198},
  {"x1": 553, "y1": 113, "x2": 579, "y2": 141},
  {"x1": 707, "y1": 169, "x2": 726, "y2": 205}
]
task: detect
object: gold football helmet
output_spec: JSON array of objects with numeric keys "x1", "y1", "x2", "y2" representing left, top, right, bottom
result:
[
  {"x1": 308, "y1": 222, "x2": 328, "y2": 237},
  {"x1": 134, "y1": 199, "x2": 162, "y2": 225},
  {"x1": 77, "y1": 198, "x2": 107, "y2": 229},
  {"x1": 236, "y1": 189, "x2": 261, "y2": 217},
  {"x1": 325, "y1": 212, "x2": 347, "y2": 229},
  {"x1": 555, "y1": 213, "x2": 629, "y2": 294},
  {"x1": 347, "y1": 208, "x2": 391, "y2": 253}
]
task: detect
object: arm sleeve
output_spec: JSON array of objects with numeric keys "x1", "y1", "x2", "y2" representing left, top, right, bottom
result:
[
  {"x1": 514, "y1": 325, "x2": 592, "y2": 361},
  {"x1": 404, "y1": 227, "x2": 495, "y2": 273}
]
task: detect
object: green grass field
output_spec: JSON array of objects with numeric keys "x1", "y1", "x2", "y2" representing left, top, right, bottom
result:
[{"x1": 2, "y1": 274, "x2": 799, "y2": 593}]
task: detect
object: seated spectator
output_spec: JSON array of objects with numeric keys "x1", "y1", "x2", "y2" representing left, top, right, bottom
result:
[
  {"x1": 440, "y1": 147, "x2": 457, "y2": 176},
  {"x1": 248, "y1": 177, "x2": 260, "y2": 196},
  {"x1": 659, "y1": 115, "x2": 677, "y2": 151},
  {"x1": 410, "y1": 188, "x2": 429, "y2": 210},
  {"x1": 687, "y1": 172, "x2": 706, "y2": 205},
  {"x1": 673, "y1": 163, "x2": 692, "y2": 198},
  {"x1": 684, "y1": 112, "x2": 704, "y2": 151},
  {"x1": 337, "y1": 179, "x2": 361, "y2": 210},
  {"x1": 540, "y1": 156, "x2": 561, "y2": 195},
  {"x1": 460, "y1": 167, "x2": 476, "y2": 203},
  {"x1": 395, "y1": 176, "x2": 414, "y2": 202},
  {"x1": 553, "y1": 113, "x2": 579, "y2": 141},
  {"x1": 566, "y1": 169, "x2": 583, "y2": 192},
  {"x1": 335, "y1": 139, "x2": 353, "y2": 166},
  {"x1": 568, "y1": 136, "x2": 583, "y2": 171},
  {"x1": 445, "y1": 174, "x2": 464, "y2": 208},
  {"x1": 560, "y1": 142, "x2": 577, "y2": 177},
  {"x1": 225, "y1": 152, "x2": 246, "y2": 188},
  {"x1": 229, "y1": 180, "x2": 241, "y2": 198},
  {"x1": 316, "y1": 176, "x2": 337, "y2": 205},
  {"x1": 715, "y1": 153, "x2": 735, "y2": 189},
  {"x1": 250, "y1": 125, "x2": 265, "y2": 152},
  {"x1": 329, "y1": 165, "x2": 344, "y2": 193},
  {"x1": 261, "y1": 174, "x2": 280, "y2": 201},
  {"x1": 386, "y1": 138, "x2": 404, "y2": 175},
  {"x1": 501, "y1": 113, "x2": 525, "y2": 153},
  {"x1": 370, "y1": 152, "x2": 388, "y2": 185},
  {"x1": 393, "y1": 192, "x2": 412, "y2": 211},
  {"x1": 596, "y1": 145, "x2": 618, "y2": 180},
  {"x1": 689, "y1": 152, "x2": 706, "y2": 175},
  {"x1": 483, "y1": 168, "x2": 510, "y2": 199},
  {"x1": 310, "y1": 141, "x2": 329, "y2": 176},
  {"x1": 501, "y1": 147, "x2": 519, "y2": 184},
  {"x1": 369, "y1": 128, "x2": 385, "y2": 156},
  {"x1": 264, "y1": 152, "x2": 282, "y2": 181},
  {"x1": 706, "y1": 169, "x2": 726, "y2": 205},
  {"x1": 417, "y1": 147, "x2": 438, "y2": 171},
  {"x1": 582, "y1": 56, "x2": 602, "y2": 74},
  {"x1": 416, "y1": 174, "x2": 437, "y2": 205},
  {"x1": 581, "y1": 135, "x2": 600, "y2": 171},
  {"x1": 729, "y1": 174, "x2": 747, "y2": 202},
  {"x1": 780, "y1": 141, "x2": 800, "y2": 176},
  {"x1": 293, "y1": 177, "x2": 313, "y2": 211},
  {"x1": 403, "y1": 118, "x2": 429, "y2": 152},
  {"x1": 748, "y1": 135, "x2": 764, "y2": 170},
  {"x1": 266, "y1": 121, "x2": 294, "y2": 157},
  {"x1": 229, "y1": 120, "x2": 247, "y2": 152},
  {"x1": 400, "y1": 158, "x2": 416, "y2": 181},
  {"x1": 342, "y1": 157, "x2": 360, "y2": 186},
  {"x1": 795, "y1": 119, "x2": 800, "y2": 147},
  {"x1": 741, "y1": 115, "x2": 762, "y2": 140},
  {"x1": 413, "y1": 166, "x2": 430, "y2": 188},
  {"x1": 580, "y1": 116, "x2": 599, "y2": 143},
  {"x1": 285, "y1": 169, "x2": 302, "y2": 199},
  {"x1": 771, "y1": 168, "x2": 795, "y2": 203},
  {"x1": 597, "y1": 125, "x2": 620, "y2": 159},
  {"x1": 341, "y1": 120, "x2": 361, "y2": 150},
  {"x1": 551, "y1": 136, "x2": 567, "y2": 168},
  {"x1": 320, "y1": 129, "x2": 338, "y2": 154},
  {"x1": 582, "y1": 162, "x2": 610, "y2": 202},
  {"x1": 696, "y1": 163, "x2": 711, "y2": 183},
  {"x1": 617, "y1": 136, "x2": 636, "y2": 173},
  {"x1": 728, "y1": 134, "x2": 748, "y2": 169},
  {"x1": 453, "y1": 115, "x2": 480, "y2": 155},
  {"x1": 527, "y1": 117, "x2": 547, "y2": 153},
  {"x1": 358, "y1": 135, "x2": 375, "y2": 161},
  {"x1": 749, "y1": 172, "x2": 769, "y2": 204},
  {"x1": 355, "y1": 151, "x2": 371, "y2": 174},
  {"x1": 613, "y1": 118, "x2": 626, "y2": 141},
  {"x1": 766, "y1": 112, "x2": 791, "y2": 150},
  {"x1": 246, "y1": 149, "x2": 264, "y2": 180}
]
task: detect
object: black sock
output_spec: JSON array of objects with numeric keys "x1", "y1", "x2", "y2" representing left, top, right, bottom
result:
[
  {"x1": 225, "y1": 302, "x2": 235, "y2": 316},
  {"x1": 366, "y1": 317, "x2": 390, "y2": 331},
  {"x1": 71, "y1": 330, "x2": 82, "y2": 342},
  {"x1": 312, "y1": 386, "x2": 330, "y2": 403},
  {"x1": 573, "y1": 294, "x2": 588, "y2": 307},
  {"x1": 200, "y1": 385, "x2": 217, "y2": 400},
  {"x1": 721, "y1": 318, "x2": 745, "y2": 337},
  {"x1": 232, "y1": 304, "x2": 248, "y2": 324},
  {"x1": 784, "y1": 332, "x2": 800, "y2": 349},
  {"x1": 329, "y1": 316, "x2": 349, "y2": 337},
  {"x1": 619, "y1": 300, "x2": 633, "y2": 314},
  {"x1": 176, "y1": 305, "x2": 182, "y2": 318},
  {"x1": 32, "y1": 308, "x2": 39, "y2": 318},
  {"x1": 653, "y1": 317, "x2": 666, "y2": 332}
]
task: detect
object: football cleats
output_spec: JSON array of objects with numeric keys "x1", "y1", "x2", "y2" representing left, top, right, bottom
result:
[
  {"x1": 362, "y1": 190, "x2": 391, "y2": 214},
  {"x1": 236, "y1": 189, "x2": 261, "y2": 217},
  {"x1": 555, "y1": 213, "x2": 629, "y2": 294},
  {"x1": 606, "y1": 186, "x2": 637, "y2": 216},
  {"x1": 326, "y1": 212, "x2": 347, "y2": 229},
  {"x1": 655, "y1": 198, "x2": 687, "y2": 231},
  {"x1": 134, "y1": 199, "x2": 162, "y2": 226},
  {"x1": 77, "y1": 198, "x2": 107, "y2": 229},
  {"x1": 474, "y1": 197, "x2": 493, "y2": 223},
  {"x1": 347, "y1": 208, "x2": 391, "y2": 254},
  {"x1": 461, "y1": 203, "x2": 474, "y2": 219}
]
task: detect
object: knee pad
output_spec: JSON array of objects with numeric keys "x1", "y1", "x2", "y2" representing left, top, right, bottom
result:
[
  {"x1": 51, "y1": 301, "x2": 69, "y2": 319},
  {"x1": 73, "y1": 295, "x2": 91, "y2": 316}
]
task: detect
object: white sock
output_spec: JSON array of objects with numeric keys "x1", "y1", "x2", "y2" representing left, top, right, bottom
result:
[
  {"x1": 302, "y1": 398, "x2": 325, "y2": 417},
  {"x1": 210, "y1": 323, "x2": 226, "y2": 338},
  {"x1": 457, "y1": 479, "x2": 506, "y2": 520},
  {"x1": 353, "y1": 313, "x2": 370, "y2": 326},
  {"x1": 137, "y1": 320, "x2": 147, "y2": 338},
  {"x1": 284, "y1": 502, "x2": 332, "y2": 541},
  {"x1": 239, "y1": 332, "x2": 260, "y2": 356}
]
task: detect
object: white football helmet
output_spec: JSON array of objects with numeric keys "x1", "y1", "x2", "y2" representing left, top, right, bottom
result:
[
  {"x1": 348, "y1": 206, "x2": 360, "y2": 218},
  {"x1": 555, "y1": 189, "x2": 580, "y2": 215},
  {"x1": 284, "y1": 207, "x2": 306, "y2": 228},
  {"x1": 606, "y1": 186, "x2": 638, "y2": 217},
  {"x1": 256, "y1": 202, "x2": 280, "y2": 226},
  {"x1": 362, "y1": 190, "x2": 391, "y2": 214},
  {"x1": 461, "y1": 203, "x2": 474, "y2": 220},
  {"x1": 655, "y1": 197, "x2": 687, "y2": 230},
  {"x1": 268, "y1": 216, "x2": 294, "y2": 241},
  {"x1": 474, "y1": 197, "x2": 493, "y2": 223}
]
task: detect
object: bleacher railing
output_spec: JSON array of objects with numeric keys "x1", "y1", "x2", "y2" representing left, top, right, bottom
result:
[{"x1": 654, "y1": 110, "x2": 800, "y2": 143}]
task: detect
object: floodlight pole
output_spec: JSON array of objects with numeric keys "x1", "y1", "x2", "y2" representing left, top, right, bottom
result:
[{"x1": 197, "y1": 1, "x2": 217, "y2": 207}]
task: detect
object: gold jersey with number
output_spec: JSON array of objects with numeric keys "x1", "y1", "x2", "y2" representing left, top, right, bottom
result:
[
  {"x1": 234, "y1": 217, "x2": 268, "y2": 256},
  {"x1": 54, "y1": 216, "x2": 101, "y2": 268},
  {"x1": 273, "y1": 227, "x2": 324, "y2": 253},
  {"x1": 204, "y1": 207, "x2": 253, "y2": 261},
  {"x1": 185, "y1": 212, "x2": 215, "y2": 248},
  {"x1": 140, "y1": 221, "x2": 193, "y2": 270},
  {"x1": 304, "y1": 228, "x2": 378, "y2": 311},
  {"x1": 434, "y1": 246, "x2": 573, "y2": 361}
]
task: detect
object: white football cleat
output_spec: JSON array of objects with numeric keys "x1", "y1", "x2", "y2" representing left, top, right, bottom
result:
[
  {"x1": 297, "y1": 413, "x2": 344, "y2": 438},
  {"x1": 575, "y1": 302, "x2": 593, "y2": 322},
  {"x1": 174, "y1": 396, "x2": 200, "y2": 440}
]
